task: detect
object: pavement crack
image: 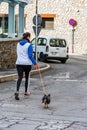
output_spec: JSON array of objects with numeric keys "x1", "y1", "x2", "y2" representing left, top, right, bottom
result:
[
  {"x1": 34, "y1": 124, "x2": 42, "y2": 130},
  {"x1": 7, "y1": 121, "x2": 19, "y2": 128},
  {"x1": 61, "y1": 121, "x2": 76, "y2": 130}
]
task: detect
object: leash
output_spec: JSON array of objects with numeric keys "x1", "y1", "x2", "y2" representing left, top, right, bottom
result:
[{"x1": 38, "y1": 68, "x2": 47, "y2": 95}]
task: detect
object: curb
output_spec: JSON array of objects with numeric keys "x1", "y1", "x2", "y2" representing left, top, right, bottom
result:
[
  {"x1": 69, "y1": 54, "x2": 87, "y2": 62},
  {"x1": 0, "y1": 63, "x2": 50, "y2": 83}
]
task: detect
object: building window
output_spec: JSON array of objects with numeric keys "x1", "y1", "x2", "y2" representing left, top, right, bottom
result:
[
  {"x1": 0, "y1": 13, "x2": 27, "y2": 37},
  {"x1": 15, "y1": 14, "x2": 27, "y2": 34},
  {"x1": 0, "y1": 14, "x2": 8, "y2": 33},
  {"x1": 42, "y1": 18, "x2": 54, "y2": 29},
  {"x1": 40, "y1": 14, "x2": 56, "y2": 30}
]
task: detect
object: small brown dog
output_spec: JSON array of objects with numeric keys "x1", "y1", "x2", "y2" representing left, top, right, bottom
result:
[{"x1": 42, "y1": 94, "x2": 51, "y2": 108}]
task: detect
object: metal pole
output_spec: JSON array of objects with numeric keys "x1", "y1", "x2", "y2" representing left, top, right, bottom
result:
[
  {"x1": 35, "y1": 0, "x2": 38, "y2": 61},
  {"x1": 72, "y1": 26, "x2": 75, "y2": 53}
]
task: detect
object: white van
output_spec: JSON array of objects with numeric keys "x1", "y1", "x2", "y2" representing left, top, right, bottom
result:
[{"x1": 31, "y1": 36, "x2": 69, "y2": 63}]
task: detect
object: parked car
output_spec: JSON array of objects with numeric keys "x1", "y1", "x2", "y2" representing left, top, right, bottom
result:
[{"x1": 31, "y1": 36, "x2": 69, "y2": 63}]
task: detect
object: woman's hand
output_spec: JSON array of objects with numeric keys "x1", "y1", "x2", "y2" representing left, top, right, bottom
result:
[{"x1": 34, "y1": 64, "x2": 40, "y2": 69}]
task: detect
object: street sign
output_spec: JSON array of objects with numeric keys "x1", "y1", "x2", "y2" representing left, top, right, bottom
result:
[
  {"x1": 33, "y1": 25, "x2": 41, "y2": 36},
  {"x1": 69, "y1": 18, "x2": 77, "y2": 26},
  {"x1": 33, "y1": 14, "x2": 42, "y2": 25},
  {"x1": 33, "y1": 13, "x2": 42, "y2": 61}
]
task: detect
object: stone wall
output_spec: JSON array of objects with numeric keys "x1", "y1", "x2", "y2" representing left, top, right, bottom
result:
[{"x1": 0, "y1": 38, "x2": 19, "y2": 70}]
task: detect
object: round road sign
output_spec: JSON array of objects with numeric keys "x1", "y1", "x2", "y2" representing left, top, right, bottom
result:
[
  {"x1": 69, "y1": 18, "x2": 77, "y2": 26},
  {"x1": 33, "y1": 14, "x2": 42, "y2": 25}
]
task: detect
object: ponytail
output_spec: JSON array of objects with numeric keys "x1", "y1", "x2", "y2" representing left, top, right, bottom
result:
[
  {"x1": 22, "y1": 32, "x2": 31, "y2": 39},
  {"x1": 19, "y1": 32, "x2": 31, "y2": 42}
]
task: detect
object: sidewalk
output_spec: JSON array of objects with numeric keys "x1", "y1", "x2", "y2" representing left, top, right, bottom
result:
[
  {"x1": 0, "y1": 62, "x2": 50, "y2": 83},
  {"x1": 69, "y1": 53, "x2": 87, "y2": 61}
]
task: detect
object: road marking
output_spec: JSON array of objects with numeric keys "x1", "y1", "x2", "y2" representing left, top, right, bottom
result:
[
  {"x1": 44, "y1": 72, "x2": 87, "y2": 83},
  {"x1": 53, "y1": 72, "x2": 70, "y2": 79},
  {"x1": 55, "y1": 79, "x2": 87, "y2": 83}
]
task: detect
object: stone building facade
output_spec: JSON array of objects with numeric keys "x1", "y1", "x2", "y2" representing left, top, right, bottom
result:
[{"x1": 0, "y1": 0, "x2": 87, "y2": 54}]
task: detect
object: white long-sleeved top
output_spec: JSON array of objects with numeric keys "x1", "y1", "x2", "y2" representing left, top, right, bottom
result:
[{"x1": 16, "y1": 39, "x2": 37, "y2": 65}]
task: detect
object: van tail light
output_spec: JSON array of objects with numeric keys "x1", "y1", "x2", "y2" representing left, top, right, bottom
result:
[
  {"x1": 46, "y1": 45, "x2": 49, "y2": 52},
  {"x1": 67, "y1": 47, "x2": 69, "y2": 53}
]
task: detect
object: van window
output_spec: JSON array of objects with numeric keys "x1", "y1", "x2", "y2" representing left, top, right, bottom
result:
[
  {"x1": 31, "y1": 38, "x2": 47, "y2": 46},
  {"x1": 31, "y1": 38, "x2": 35, "y2": 44},
  {"x1": 50, "y1": 39, "x2": 66, "y2": 47},
  {"x1": 38, "y1": 38, "x2": 47, "y2": 46}
]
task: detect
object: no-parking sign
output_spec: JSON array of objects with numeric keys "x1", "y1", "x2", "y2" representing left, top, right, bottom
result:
[{"x1": 69, "y1": 18, "x2": 77, "y2": 26}]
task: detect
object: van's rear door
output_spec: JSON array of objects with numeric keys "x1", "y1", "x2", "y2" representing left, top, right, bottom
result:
[{"x1": 48, "y1": 39, "x2": 67, "y2": 57}]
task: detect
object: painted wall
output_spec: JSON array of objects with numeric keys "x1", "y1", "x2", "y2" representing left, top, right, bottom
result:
[{"x1": 24, "y1": 0, "x2": 87, "y2": 54}]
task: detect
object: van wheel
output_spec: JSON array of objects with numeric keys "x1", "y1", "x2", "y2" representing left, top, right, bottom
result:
[
  {"x1": 39, "y1": 53, "x2": 46, "y2": 62},
  {"x1": 61, "y1": 60, "x2": 66, "y2": 63}
]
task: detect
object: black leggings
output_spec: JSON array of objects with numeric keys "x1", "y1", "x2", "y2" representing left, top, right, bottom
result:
[{"x1": 16, "y1": 65, "x2": 32, "y2": 92}]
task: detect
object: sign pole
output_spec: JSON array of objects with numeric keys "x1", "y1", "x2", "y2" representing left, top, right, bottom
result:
[
  {"x1": 32, "y1": 1, "x2": 42, "y2": 59},
  {"x1": 35, "y1": 0, "x2": 38, "y2": 61},
  {"x1": 69, "y1": 18, "x2": 77, "y2": 53},
  {"x1": 72, "y1": 26, "x2": 75, "y2": 53}
]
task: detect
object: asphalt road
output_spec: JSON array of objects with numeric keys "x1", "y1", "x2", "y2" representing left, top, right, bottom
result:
[
  {"x1": 0, "y1": 58, "x2": 87, "y2": 130},
  {"x1": 36, "y1": 58, "x2": 87, "y2": 80}
]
